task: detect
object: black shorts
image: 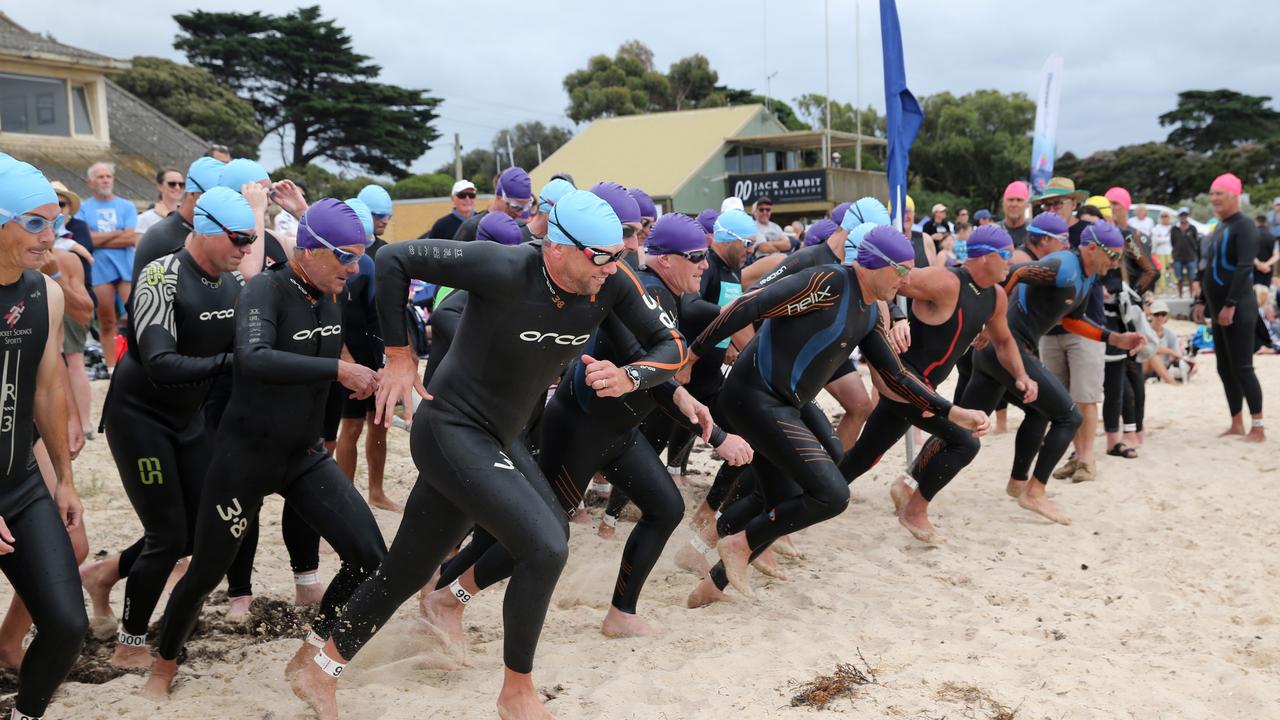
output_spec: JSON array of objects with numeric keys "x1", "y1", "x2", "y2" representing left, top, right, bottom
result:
[{"x1": 342, "y1": 395, "x2": 375, "y2": 420}]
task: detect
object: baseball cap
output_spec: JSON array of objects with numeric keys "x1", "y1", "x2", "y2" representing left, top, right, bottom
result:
[
  {"x1": 546, "y1": 189, "x2": 622, "y2": 248},
  {"x1": 356, "y1": 185, "x2": 393, "y2": 217},
  {"x1": 451, "y1": 179, "x2": 477, "y2": 196},
  {"x1": 646, "y1": 213, "x2": 706, "y2": 254},
  {"x1": 296, "y1": 198, "x2": 367, "y2": 249},
  {"x1": 973, "y1": 209, "x2": 992, "y2": 222},
  {"x1": 1151, "y1": 299, "x2": 1170, "y2": 314},
  {"x1": 186, "y1": 156, "x2": 226, "y2": 194},
  {"x1": 193, "y1": 186, "x2": 255, "y2": 236},
  {"x1": 217, "y1": 158, "x2": 270, "y2": 191},
  {"x1": 1178, "y1": 206, "x2": 1190, "y2": 216},
  {"x1": 931, "y1": 203, "x2": 947, "y2": 214},
  {"x1": 720, "y1": 196, "x2": 745, "y2": 213},
  {"x1": 754, "y1": 197, "x2": 773, "y2": 208}
]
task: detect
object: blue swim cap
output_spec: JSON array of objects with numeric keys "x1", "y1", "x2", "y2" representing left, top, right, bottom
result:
[
  {"x1": 0, "y1": 159, "x2": 57, "y2": 218},
  {"x1": 695, "y1": 208, "x2": 719, "y2": 234},
  {"x1": 805, "y1": 219, "x2": 839, "y2": 247},
  {"x1": 965, "y1": 224, "x2": 1013, "y2": 258},
  {"x1": 186, "y1": 156, "x2": 226, "y2": 193},
  {"x1": 589, "y1": 182, "x2": 642, "y2": 225},
  {"x1": 344, "y1": 198, "x2": 374, "y2": 243},
  {"x1": 297, "y1": 198, "x2": 366, "y2": 249},
  {"x1": 218, "y1": 158, "x2": 269, "y2": 191},
  {"x1": 356, "y1": 185, "x2": 393, "y2": 216},
  {"x1": 538, "y1": 178, "x2": 575, "y2": 214},
  {"x1": 857, "y1": 225, "x2": 915, "y2": 268},
  {"x1": 843, "y1": 222, "x2": 879, "y2": 264},
  {"x1": 193, "y1": 187, "x2": 255, "y2": 236},
  {"x1": 840, "y1": 197, "x2": 891, "y2": 232},
  {"x1": 477, "y1": 212, "x2": 523, "y2": 246},
  {"x1": 546, "y1": 190, "x2": 621, "y2": 248},
  {"x1": 646, "y1": 213, "x2": 706, "y2": 255},
  {"x1": 713, "y1": 209, "x2": 756, "y2": 244}
]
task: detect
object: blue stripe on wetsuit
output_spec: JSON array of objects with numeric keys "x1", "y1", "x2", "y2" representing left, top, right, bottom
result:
[
  {"x1": 1212, "y1": 228, "x2": 1231, "y2": 287},
  {"x1": 756, "y1": 321, "x2": 773, "y2": 389}
]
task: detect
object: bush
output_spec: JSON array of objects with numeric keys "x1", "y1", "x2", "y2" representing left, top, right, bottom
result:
[{"x1": 391, "y1": 173, "x2": 456, "y2": 200}]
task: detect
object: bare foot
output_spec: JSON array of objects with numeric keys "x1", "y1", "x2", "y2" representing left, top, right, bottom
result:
[
  {"x1": 674, "y1": 541, "x2": 711, "y2": 576},
  {"x1": 750, "y1": 547, "x2": 787, "y2": 580},
  {"x1": 772, "y1": 535, "x2": 802, "y2": 559},
  {"x1": 596, "y1": 518, "x2": 616, "y2": 539},
  {"x1": 497, "y1": 669, "x2": 557, "y2": 720},
  {"x1": 368, "y1": 493, "x2": 403, "y2": 513},
  {"x1": 1218, "y1": 426, "x2": 1246, "y2": 437},
  {"x1": 285, "y1": 640, "x2": 319, "y2": 680},
  {"x1": 600, "y1": 607, "x2": 656, "y2": 638},
  {"x1": 0, "y1": 643, "x2": 23, "y2": 670},
  {"x1": 420, "y1": 588, "x2": 468, "y2": 662},
  {"x1": 715, "y1": 533, "x2": 754, "y2": 597},
  {"x1": 570, "y1": 506, "x2": 591, "y2": 525},
  {"x1": 688, "y1": 503, "x2": 716, "y2": 533},
  {"x1": 226, "y1": 595, "x2": 254, "y2": 621},
  {"x1": 141, "y1": 658, "x2": 177, "y2": 700},
  {"x1": 1247, "y1": 426, "x2": 1266, "y2": 443},
  {"x1": 1005, "y1": 479, "x2": 1026, "y2": 499},
  {"x1": 110, "y1": 643, "x2": 153, "y2": 670},
  {"x1": 291, "y1": 661, "x2": 339, "y2": 720},
  {"x1": 79, "y1": 556, "x2": 120, "y2": 624},
  {"x1": 295, "y1": 582, "x2": 325, "y2": 607},
  {"x1": 686, "y1": 578, "x2": 734, "y2": 608},
  {"x1": 669, "y1": 474, "x2": 688, "y2": 488},
  {"x1": 889, "y1": 478, "x2": 912, "y2": 514},
  {"x1": 1016, "y1": 491, "x2": 1071, "y2": 525}
]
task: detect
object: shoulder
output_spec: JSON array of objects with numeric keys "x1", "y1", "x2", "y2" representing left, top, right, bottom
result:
[{"x1": 139, "y1": 253, "x2": 181, "y2": 286}]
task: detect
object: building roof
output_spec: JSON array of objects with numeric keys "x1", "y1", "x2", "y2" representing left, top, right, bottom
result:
[
  {"x1": 0, "y1": 12, "x2": 128, "y2": 70},
  {"x1": 725, "y1": 129, "x2": 887, "y2": 152},
  {"x1": 529, "y1": 105, "x2": 777, "y2": 199}
]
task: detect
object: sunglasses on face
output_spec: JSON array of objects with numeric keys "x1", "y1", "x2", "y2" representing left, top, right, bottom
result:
[
  {"x1": 0, "y1": 209, "x2": 67, "y2": 235},
  {"x1": 197, "y1": 209, "x2": 257, "y2": 247},
  {"x1": 455, "y1": 192, "x2": 476, "y2": 199},
  {"x1": 549, "y1": 218, "x2": 625, "y2": 266},
  {"x1": 861, "y1": 241, "x2": 911, "y2": 277},
  {"x1": 641, "y1": 218, "x2": 654, "y2": 229},
  {"x1": 649, "y1": 247, "x2": 708, "y2": 264},
  {"x1": 983, "y1": 247, "x2": 1014, "y2": 260},
  {"x1": 716, "y1": 226, "x2": 757, "y2": 248},
  {"x1": 301, "y1": 217, "x2": 361, "y2": 264},
  {"x1": 502, "y1": 193, "x2": 533, "y2": 213},
  {"x1": 164, "y1": 180, "x2": 184, "y2": 189},
  {"x1": 371, "y1": 212, "x2": 391, "y2": 222}
]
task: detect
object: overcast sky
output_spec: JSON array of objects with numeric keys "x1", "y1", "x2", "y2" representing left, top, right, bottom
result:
[{"x1": 13, "y1": 1, "x2": 1280, "y2": 178}]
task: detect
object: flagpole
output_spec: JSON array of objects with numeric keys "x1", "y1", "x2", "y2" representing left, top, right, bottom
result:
[{"x1": 824, "y1": 0, "x2": 831, "y2": 169}]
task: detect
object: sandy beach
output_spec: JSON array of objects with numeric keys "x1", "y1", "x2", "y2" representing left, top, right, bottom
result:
[{"x1": 7, "y1": 330, "x2": 1279, "y2": 719}]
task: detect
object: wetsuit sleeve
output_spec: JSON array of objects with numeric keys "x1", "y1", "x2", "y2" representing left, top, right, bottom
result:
[
  {"x1": 608, "y1": 264, "x2": 687, "y2": 390},
  {"x1": 692, "y1": 266, "x2": 842, "y2": 356},
  {"x1": 1225, "y1": 220, "x2": 1260, "y2": 307},
  {"x1": 235, "y1": 275, "x2": 338, "y2": 383},
  {"x1": 1060, "y1": 298, "x2": 1111, "y2": 343},
  {"x1": 858, "y1": 321, "x2": 954, "y2": 417},
  {"x1": 131, "y1": 259, "x2": 230, "y2": 385},
  {"x1": 1001, "y1": 257, "x2": 1062, "y2": 293},
  {"x1": 376, "y1": 240, "x2": 521, "y2": 346},
  {"x1": 1128, "y1": 236, "x2": 1158, "y2": 295}
]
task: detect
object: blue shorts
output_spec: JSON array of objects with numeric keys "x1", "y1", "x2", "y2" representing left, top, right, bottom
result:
[
  {"x1": 1173, "y1": 259, "x2": 1196, "y2": 282},
  {"x1": 91, "y1": 247, "x2": 135, "y2": 286}
]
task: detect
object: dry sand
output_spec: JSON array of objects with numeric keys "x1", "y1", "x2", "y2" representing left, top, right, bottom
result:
[{"x1": 7, "y1": 337, "x2": 1279, "y2": 719}]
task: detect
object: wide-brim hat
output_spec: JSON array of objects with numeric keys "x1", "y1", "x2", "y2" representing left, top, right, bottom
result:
[
  {"x1": 1032, "y1": 177, "x2": 1087, "y2": 205},
  {"x1": 49, "y1": 180, "x2": 81, "y2": 217}
]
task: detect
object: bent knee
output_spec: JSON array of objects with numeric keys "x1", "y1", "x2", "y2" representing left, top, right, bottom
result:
[
  {"x1": 519, "y1": 533, "x2": 569, "y2": 575},
  {"x1": 811, "y1": 478, "x2": 851, "y2": 517},
  {"x1": 1060, "y1": 406, "x2": 1084, "y2": 431}
]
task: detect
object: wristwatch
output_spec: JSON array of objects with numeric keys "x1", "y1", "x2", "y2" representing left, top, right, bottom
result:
[{"x1": 625, "y1": 366, "x2": 643, "y2": 392}]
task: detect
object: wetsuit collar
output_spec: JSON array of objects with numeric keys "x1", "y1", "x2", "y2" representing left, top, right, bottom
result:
[
  {"x1": 285, "y1": 260, "x2": 326, "y2": 303},
  {"x1": 180, "y1": 247, "x2": 224, "y2": 286}
]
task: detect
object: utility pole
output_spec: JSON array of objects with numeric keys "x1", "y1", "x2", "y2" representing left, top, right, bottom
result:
[
  {"x1": 855, "y1": 0, "x2": 863, "y2": 171},
  {"x1": 536, "y1": 142, "x2": 543, "y2": 166},
  {"x1": 763, "y1": 0, "x2": 769, "y2": 116},
  {"x1": 823, "y1": 0, "x2": 831, "y2": 169},
  {"x1": 453, "y1": 133, "x2": 462, "y2": 180},
  {"x1": 506, "y1": 133, "x2": 515, "y2": 168}
]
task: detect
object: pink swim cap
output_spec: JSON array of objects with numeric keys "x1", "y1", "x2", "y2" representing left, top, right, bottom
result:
[
  {"x1": 1003, "y1": 181, "x2": 1029, "y2": 200},
  {"x1": 1104, "y1": 186, "x2": 1132, "y2": 209},
  {"x1": 1211, "y1": 173, "x2": 1242, "y2": 196}
]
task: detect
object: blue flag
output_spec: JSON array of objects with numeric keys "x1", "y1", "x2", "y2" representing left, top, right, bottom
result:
[{"x1": 880, "y1": 0, "x2": 923, "y2": 230}]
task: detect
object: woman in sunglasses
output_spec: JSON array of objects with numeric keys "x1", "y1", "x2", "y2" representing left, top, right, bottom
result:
[
  {"x1": 0, "y1": 158, "x2": 87, "y2": 720},
  {"x1": 685, "y1": 225, "x2": 989, "y2": 603},
  {"x1": 145, "y1": 199, "x2": 387, "y2": 699},
  {"x1": 136, "y1": 167, "x2": 186, "y2": 236}
]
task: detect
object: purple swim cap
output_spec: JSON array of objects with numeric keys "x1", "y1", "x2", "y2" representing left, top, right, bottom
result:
[
  {"x1": 1028, "y1": 211, "x2": 1069, "y2": 240},
  {"x1": 646, "y1": 213, "x2": 706, "y2": 255},
  {"x1": 495, "y1": 167, "x2": 531, "y2": 199},
  {"x1": 831, "y1": 202, "x2": 852, "y2": 226},
  {"x1": 590, "y1": 181, "x2": 642, "y2": 224},
  {"x1": 804, "y1": 219, "x2": 839, "y2": 246},
  {"x1": 1080, "y1": 220, "x2": 1124, "y2": 249},
  {"x1": 965, "y1": 224, "x2": 1013, "y2": 257},
  {"x1": 297, "y1": 198, "x2": 366, "y2": 249},
  {"x1": 695, "y1": 208, "x2": 720, "y2": 234},
  {"x1": 627, "y1": 188, "x2": 657, "y2": 219},
  {"x1": 857, "y1": 226, "x2": 915, "y2": 269},
  {"x1": 477, "y1": 212, "x2": 523, "y2": 246}
]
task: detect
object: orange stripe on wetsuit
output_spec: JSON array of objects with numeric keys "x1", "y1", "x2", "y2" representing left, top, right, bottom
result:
[{"x1": 616, "y1": 261, "x2": 687, "y2": 371}]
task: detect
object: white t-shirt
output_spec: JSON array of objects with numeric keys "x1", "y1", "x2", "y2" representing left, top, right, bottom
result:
[
  {"x1": 1158, "y1": 325, "x2": 1180, "y2": 367},
  {"x1": 756, "y1": 220, "x2": 784, "y2": 246},
  {"x1": 1130, "y1": 215, "x2": 1155, "y2": 239},
  {"x1": 274, "y1": 210, "x2": 298, "y2": 241},
  {"x1": 136, "y1": 208, "x2": 165, "y2": 235},
  {"x1": 1150, "y1": 223, "x2": 1173, "y2": 255}
]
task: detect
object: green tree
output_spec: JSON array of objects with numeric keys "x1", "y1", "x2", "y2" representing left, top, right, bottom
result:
[
  {"x1": 909, "y1": 90, "x2": 1034, "y2": 209},
  {"x1": 391, "y1": 173, "x2": 456, "y2": 200},
  {"x1": 436, "y1": 148, "x2": 499, "y2": 192},
  {"x1": 269, "y1": 164, "x2": 386, "y2": 201},
  {"x1": 115, "y1": 56, "x2": 265, "y2": 156},
  {"x1": 174, "y1": 6, "x2": 440, "y2": 178},
  {"x1": 1159, "y1": 89, "x2": 1280, "y2": 154},
  {"x1": 717, "y1": 87, "x2": 807, "y2": 131},
  {"x1": 794, "y1": 93, "x2": 885, "y2": 138},
  {"x1": 492, "y1": 122, "x2": 574, "y2": 172},
  {"x1": 668, "y1": 54, "x2": 719, "y2": 111},
  {"x1": 563, "y1": 42, "x2": 670, "y2": 123}
]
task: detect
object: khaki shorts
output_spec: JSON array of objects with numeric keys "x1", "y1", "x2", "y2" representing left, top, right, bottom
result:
[
  {"x1": 63, "y1": 318, "x2": 88, "y2": 355},
  {"x1": 1038, "y1": 332, "x2": 1104, "y2": 404}
]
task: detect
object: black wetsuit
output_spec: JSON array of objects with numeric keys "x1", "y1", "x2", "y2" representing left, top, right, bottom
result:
[
  {"x1": 0, "y1": 271, "x2": 88, "y2": 718},
  {"x1": 102, "y1": 250, "x2": 244, "y2": 643},
  {"x1": 959, "y1": 250, "x2": 1106, "y2": 483},
  {"x1": 691, "y1": 264, "x2": 952, "y2": 590},
  {"x1": 1102, "y1": 229, "x2": 1157, "y2": 436},
  {"x1": 840, "y1": 267, "x2": 994, "y2": 499},
  {"x1": 1199, "y1": 212, "x2": 1262, "y2": 417},
  {"x1": 132, "y1": 213, "x2": 287, "y2": 288},
  {"x1": 154, "y1": 263, "x2": 387, "y2": 661},
  {"x1": 329, "y1": 240, "x2": 683, "y2": 673}
]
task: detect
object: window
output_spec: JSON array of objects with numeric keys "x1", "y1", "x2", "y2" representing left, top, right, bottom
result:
[
  {"x1": 0, "y1": 73, "x2": 70, "y2": 136},
  {"x1": 71, "y1": 86, "x2": 93, "y2": 134},
  {"x1": 725, "y1": 152, "x2": 740, "y2": 174},
  {"x1": 740, "y1": 150, "x2": 763, "y2": 173}
]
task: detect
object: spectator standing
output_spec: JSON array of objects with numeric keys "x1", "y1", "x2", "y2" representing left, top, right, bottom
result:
[
  {"x1": 78, "y1": 161, "x2": 138, "y2": 371},
  {"x1": 752, "y1": 197, "x2": 788, "y2": 254},
  {"x1": 999, "y1": 181, "x2": 1030, "y2": 248},
  {"x1": 425, "y1": 179, "x2": 477, "y2": 240},
  {"x1": 974, "y1": 208, "x2": 994, "y2": 226},
  {"x1": 921, "y1": 203, "x2": 953, "y2": 244},
  {"x1": 1151, "y1": 210, "x2": 1174, "y2": 292},
  {"x1": 1130, "y1": 203, "x2": 1155, "y2": 241},
  {"x1": 452, "y1": 168, "x2": 531, "y2": 242},
  {"x1": 1170, "y1": 207, "x2": 1199, "y2": 298},
  {"x1": 136, "y1": 167, "x2": 184, "y2": 235},
  {"x1": 1252, "y1": 214, "x2": 1278, "y2": 288},
  {"x1": 1269, "y1": 198, "x2": 1280, "y2": 238}
]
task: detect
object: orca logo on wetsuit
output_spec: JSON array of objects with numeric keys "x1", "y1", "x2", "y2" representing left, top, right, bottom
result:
[
  {"x1": 640, "y1": 290, "x2": 677, "y2": 330},
  {"x1": 518, "y1": 331, "x2": 590, "y2": 346},
  {"x1": 293, "y1": 325, "x2": 342, "y2": 341},
  {"x1": 199, "y1": 309, "x2": 235, "y2": 321}
]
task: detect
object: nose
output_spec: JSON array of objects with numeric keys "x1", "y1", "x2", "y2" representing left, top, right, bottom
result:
[{"x1": 601, "y1": 261, "x2": 618, "y2": 275}]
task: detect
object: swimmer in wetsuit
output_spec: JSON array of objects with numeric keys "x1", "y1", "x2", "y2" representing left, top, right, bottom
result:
[
  {"x1": 292, "y1": 189, "x2": 685, "y2": 720},
  {"x1": 1193, "y1": 173, "x2": 1265, "y2": 442},
  {"x1": 684, "y1": 226, "x2": 990, "y2": 605},
  {"x1": 143, "y1": 199, "x2": 387, "y2": 700},
  {"x1": 99, "y1": 187, "x2": 254, "y2": 669},
  {"x1": 958, "y1": 221, "x2": 1146, "y2": 525},
  {"x1": 0, "y1": 157, "x2": 88, "y2": 720},
  {"x1": 838, "y1": 225, "x2": 1038, "y2": 543}
]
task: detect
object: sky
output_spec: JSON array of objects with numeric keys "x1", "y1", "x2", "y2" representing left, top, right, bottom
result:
[{"x1": 13, "y1": 1, "x2": 1280, "y2": 179}]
